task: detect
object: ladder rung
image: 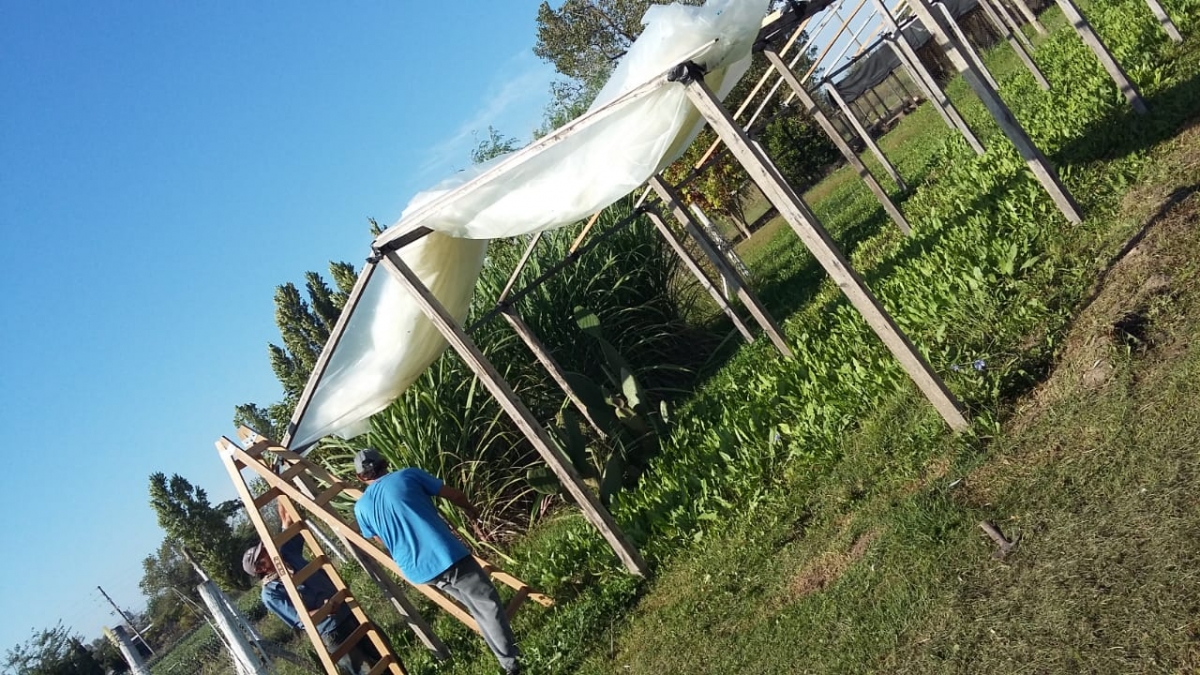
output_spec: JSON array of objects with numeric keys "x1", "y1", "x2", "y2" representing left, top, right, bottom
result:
[
  {"x1": 329, "y1": 622, "x2": 372, "y2": 662},
  {"x1": 252, "y1": 487, "x2": 281, "y2": 509},
  {"x1": 291, "y1": 555, "x2": 330, "y2": 587},
  {"x1": 243, "y1": 440, "x2": 272, "y2": 459},
  {"x1": 367, "y1": 654, "x2": 400, "y2": 675},
  {"x1": 505, "y1": 587, "x2": 530, "y2": 620},
  {"x1": 272, "y1": 522, "x2": 305, "y2": 548},
  {"x1": 279, "y1": 462, "x2": 307, "y2": 481},
  {"x1": 315, "y1": 483, "x2": 346, "y2": 506},
  {"x1": 308, "y1": 588, "x2": 349, "y2": 627}
]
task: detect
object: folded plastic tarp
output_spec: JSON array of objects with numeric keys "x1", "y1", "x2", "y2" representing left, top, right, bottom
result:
[{"x1": 286, "y1": 0, "x2": 770, "y2": 450}]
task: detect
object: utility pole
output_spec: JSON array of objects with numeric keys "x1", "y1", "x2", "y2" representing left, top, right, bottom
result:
[{"x1": 97, "y1": 585, "x2": 155, "y2": 655}]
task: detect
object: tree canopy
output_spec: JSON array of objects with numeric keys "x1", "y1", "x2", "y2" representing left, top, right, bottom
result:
[
  {"x1": 147, "y1": 472, "x2": 247, "y2": 589},
  {"x1": 3, "y1": 624, "x2": 106, "y2": 675}
]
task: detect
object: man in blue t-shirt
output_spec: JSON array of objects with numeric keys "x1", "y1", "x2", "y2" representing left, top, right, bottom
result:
[{"x1": 352, "y1": 448, "x2": 521, "y2": 675}]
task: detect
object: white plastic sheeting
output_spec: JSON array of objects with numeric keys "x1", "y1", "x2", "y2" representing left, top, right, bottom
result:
[{"x1": 288, "y1": 0, "x2": 769, "y2": 450}]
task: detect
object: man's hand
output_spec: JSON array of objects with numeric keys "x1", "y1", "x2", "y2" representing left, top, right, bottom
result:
[{"x1": 438, "y1": 485, "x2": 480, "y2": 520}]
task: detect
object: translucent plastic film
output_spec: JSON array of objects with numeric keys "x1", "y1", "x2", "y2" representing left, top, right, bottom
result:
[{"x1": 288, "y1": 0, "x2": 769, "y2": 449}]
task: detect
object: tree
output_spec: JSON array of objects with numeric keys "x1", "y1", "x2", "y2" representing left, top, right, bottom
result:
[
  {"x1": 4, "y1": 624, "x2": 105, "y2": 675},
  {"x1": 471, "y1": 126, "x2": 522, "y2": 165},
  {"x1": 233, "y1": 261, "x2": 358, "y2": 440},
  {"x1": 147, "y1": 473, "x2": 246, "y2": 589}
]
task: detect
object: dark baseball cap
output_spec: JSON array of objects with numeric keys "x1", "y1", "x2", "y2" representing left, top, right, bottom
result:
[
  {"x1": 354, "y1": 447, "x2": 385, "y2": 474},
  {"x1": 242, "y1": 542, "x2": 265, "y2": 576}
]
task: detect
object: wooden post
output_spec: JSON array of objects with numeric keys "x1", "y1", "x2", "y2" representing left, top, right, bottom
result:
[
  {"x1": 976, "y1": 0, "x2": 1051, "y2": 89},
  {"x1": 1142, "y1": 0, "x2": 1183, "y2": 42},
  {"x1": 1055, "y1": 0, "x2": 1149, "y2": 113},
  {"x1": 934, "y1": 2, "x2": 1001, "y2": 91},
  {"x1": 765, "y1": 49, "x2": 911, "y2": 235},
  {"x1": 643, "y1": 209, "x2": 758, "y2": 345},
  {"x1": 906, "y1": 0, "x2": 1084, "y2": 223},
  {"x1": 378, "y1": 252, "x2": 650, "y2": 577},
  {"x1": 825, "y1": 84, "x2": 910, "y2": 192},
  {"x1": 886, "y1": 38, "x2": 957, "y2": 128},
  {"x1": 877, "y1": 9, "x2": 987, "y2": 155},
  {"x1": 1004, "y1": 0, "x2": 1047, "y2": 34},
  {"x1": 676, "y1": 67, "x2": 969, "y2": 432},
  {"x1": 999, "y1": 0, "x2": 1039, "y2": 50},
  {"x1": 649, "y1": 176, "x2": 796, "y2": 357},
  {"x1": 499, "y1": 307, "x2": 615, "y2": 436}
]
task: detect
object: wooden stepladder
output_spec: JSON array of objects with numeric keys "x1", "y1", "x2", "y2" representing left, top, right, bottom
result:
[
  {"x1": 218, "y1": 438, "x2": 406, "y2": 675},
  {"x1": 217, "y1": 428, "x2": 553, "y2": 650}
]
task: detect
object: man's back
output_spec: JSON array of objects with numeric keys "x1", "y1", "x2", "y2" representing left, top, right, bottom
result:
[{"x1": 354, "y1": 468, "x2": 469, "y2": 583}]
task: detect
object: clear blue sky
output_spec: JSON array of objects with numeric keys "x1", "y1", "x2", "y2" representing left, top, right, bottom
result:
[{"x1": 0, "y1": 1, "x2": 556, "y2": 652}]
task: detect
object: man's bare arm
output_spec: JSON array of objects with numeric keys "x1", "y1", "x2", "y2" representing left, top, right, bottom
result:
[{"x1": 437, "y1": 485, "x2": 480, "y2": 519}]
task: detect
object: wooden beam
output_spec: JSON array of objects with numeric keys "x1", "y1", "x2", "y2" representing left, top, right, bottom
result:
[
  {"x1": 825, "y1": 84, "x2": 910, "y2": 191},
  {"x1": 934, "y1": 1, "x2": 1000, "y2": 91},
  {"x1": 378, "y1": 252, "x2": 650, "y2": 577},
  {"x1": 875, "y1": 5, "x2": 986, "y2": 154},
  {"x1": 643, "y1": 208, "x2": 757, "y2": 345},
  {"x1": 283, "y1": 261, "x2": 379, "y2": 449},
  {"x1": 903, "y1": 0, "x2": 1084, "y2": 223},
  {"x1": 677, "y1": 68, "x2": 969, "y2": 432},
  {"x1": 764, "y1": 48, "x2": 911, "y2": 235},
  {"x1": 884, "y1": 37, "x2": 958, "y2": 130},
  {"x1": 499, "y1": 307, "x2": 612, "y2": 438},
  {"x1": 975, "y1": 0, "x2": 1050, "y2": 90},
  {"x1": 648, "y1": 176, "x2": 794, "y2": 356},
  {"x1": 1054, "y1": 0, "x2": 1149, "y2": 113},
  {"x1": 1142, "y1": 0, "x2": 1183, "y2": 42},
  {"x1": 1003, "y1": 0, "x2": 1046, "y2": 34}
]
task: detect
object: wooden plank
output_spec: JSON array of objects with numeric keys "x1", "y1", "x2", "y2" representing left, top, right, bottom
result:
[
  {"x1": 903, "y1": 0, "x2": 1084, "y2": 223},
  {"x1": 1142, "y1": 0, "x2": 1182, "y2": 42},
  {"x1": 825, "y1": 84, "x2": 910, "y2": 191},
  {"x1": 764, "y1": 49, "x2": 911, "y2": 236},
  {"x1": 885, "y1": 37, "x2": 959, "y2": 130},
  {"x1": 499, "y1": 307, "x2": 612, "y2": 438},
  {"x1": 216, "y1": 442, "x2": 345, "y2": 675},
  {"x1": 505, "y1": 588, "x2": 531, "y2": 620},
  {"x1": 976, "y1": 0, "x2": 1050, "y2": 89},
  {"x1": 1054, "y1": 0, "x2": 1149, "y2": 113},
  {"x1": 329, "y1": 622, "x2": 372, "y2": 662},
  {"x1": 290, "y1": 555, "x2": 330, "y2": 586},
  {"x1": 876, "y1": 7, "x2": 986, "y2": 154},
  {"x1": 497, "y1": 232, "x2": 542, "y2": 303},
  {"x1": 648, "y1": 176, "x2": 797, "y2": 357},
  {"x1": 992, "y1": 0, "x2": 1037, "y2": 50},
  {"x1": 272, "y1": 521, "x2": 306, "y2": 548},
  {"x1": 282, "y1": 261, "x2": 379, "y2": 449},
  {"x1": 307, "y1": 588, "x2": 350, "y2": 627},
  {"x1": 935, "y1": 2, "x2": 1000, "y2": 91},
  {"x1": 379, "y1": 251, "x2": 650, "y2": 577},
  {"x1": 367, "y1": 655, "x2": 400, "y2": 675},
  {"x1": 1004, "y1": 0, "x2": 1046, "y2": 34},
  {"x1": 252, "y1": 486, "x2": 281, "y2": 509},
  {"x1": 677, "y1": 71, "x2": 970, "y2": 432},
  {"x1": 644, "y1": 209, "x2": 757, "y2": 345}
]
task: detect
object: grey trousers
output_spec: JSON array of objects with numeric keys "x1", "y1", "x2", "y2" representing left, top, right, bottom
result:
[{"x1": 432, "y1": 557, "x2": 520, "y2": 672}]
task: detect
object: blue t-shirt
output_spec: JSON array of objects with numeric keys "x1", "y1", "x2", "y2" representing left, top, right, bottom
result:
[{"x1": 354, "y1": 468, "x2": 469, "y2": 584}]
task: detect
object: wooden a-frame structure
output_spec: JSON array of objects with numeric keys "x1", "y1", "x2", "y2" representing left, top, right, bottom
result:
[{"x1": 218, "y1": 428, "x2": 552, "y2": 673}]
